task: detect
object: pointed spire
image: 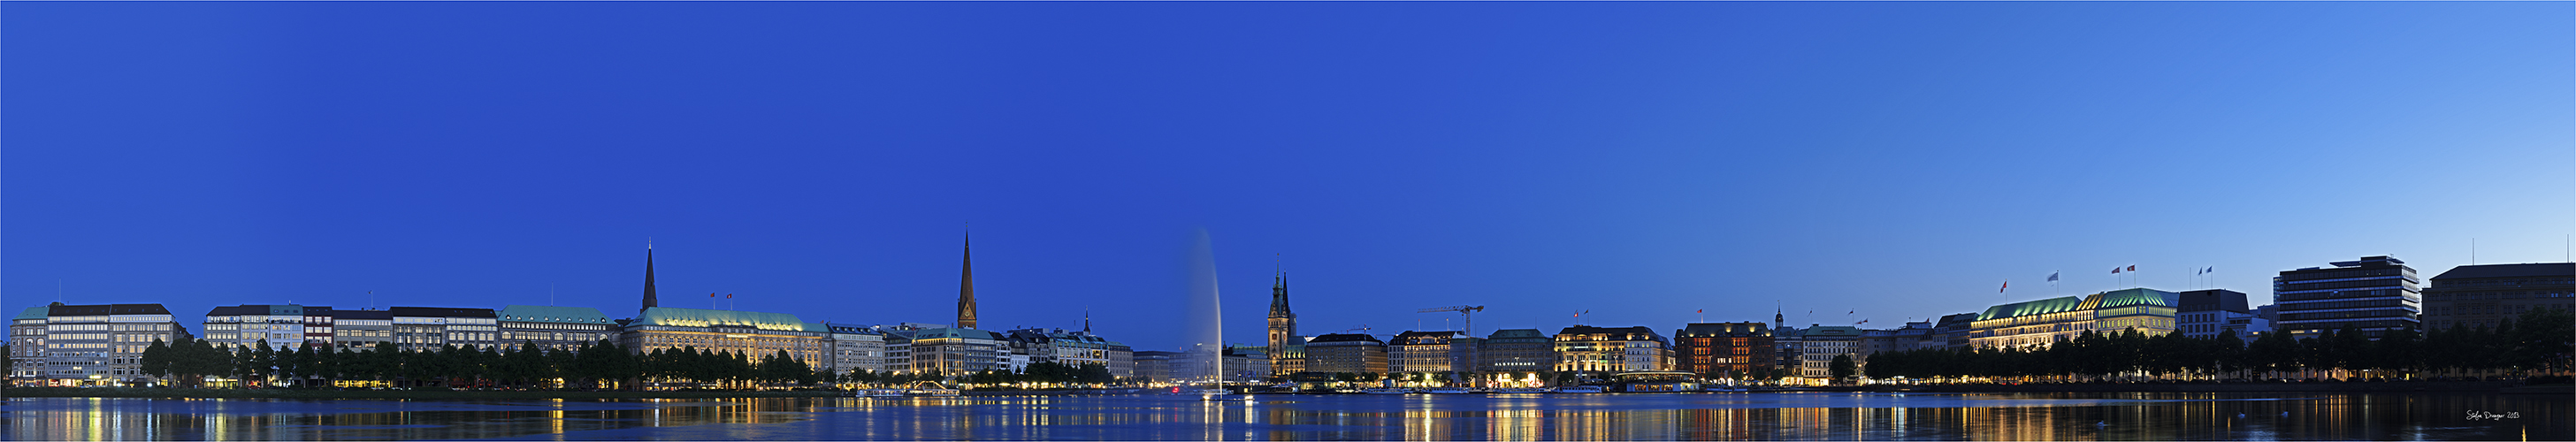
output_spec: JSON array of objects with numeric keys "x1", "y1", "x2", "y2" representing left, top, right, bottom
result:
[
  {"x1": 1269, "y1": 269, "x2": 1293, "y2": 319},
  {"x1": 958, "y1": 228, "x2": 978, "y2": 330},
  {"x1": 642, "y1": 242, "x2": 659, "y2": 314},
  {"x1": 1083, "y1": 307, "x2": 1092, "y2": 333}
]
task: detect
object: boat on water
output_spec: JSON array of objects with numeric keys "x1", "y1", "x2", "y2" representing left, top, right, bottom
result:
[
  {"x1": 1554, "y1": 385, "x2": 1607, "y2": 393},
  {"x1": 1073, "y1": 388, "x2": 1147, "y2": 395},
  {"x1": 848, "y1": 387, "x2": 959, "y2": 397},
  {"x1": 851, "y1": 389, "x2": 908, "y2": 398},
  {"x1": 851, "y1": 381, "x2": 960, "y2": 397},
  {"x1": 1490, "y1": 387, "x2": 1549, "y2": 394},
  {"x1": 1361, "y1": 387, "x2": 1413, "y2": 394},
  {"x1": 1182, "y1": 387, "x2": 1251, "y2": 401},
  {"x1": 1421, "y1": 387, "x2": 1472, "y2": 394}
]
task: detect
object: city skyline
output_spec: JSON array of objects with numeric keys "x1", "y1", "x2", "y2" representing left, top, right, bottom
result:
[{"x1": 6, "y1": 2, "x2": 2572, "y2": 353}]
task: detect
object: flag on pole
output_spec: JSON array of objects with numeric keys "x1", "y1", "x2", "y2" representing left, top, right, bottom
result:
[
  {"x1": 2128, "y1": 265, "x2": 2136, "y2": 271},
  {"x1": 1696, "y1": 309, "x2": 1703, "y2": 313},
  {"x1": 2047, "y1": 271, "x2": 2059, "y2": 282},
  {"x1": 2112, "y1": 267, "x2": 2121, "y2": 274},
  {"x1": 2205, "y1": 266, "x2": 2213, "y2": 273},
  {"x1": 726, "y1": 293, "x2": 734, "y2": 299},
  {"x1": 1999, "y1": 281, "x2": 2008, "y2": 293}
]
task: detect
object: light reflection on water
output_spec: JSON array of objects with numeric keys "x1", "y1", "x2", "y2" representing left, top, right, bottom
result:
[{"x1": 2, "y1": 392, "x2": 2564, "y2": 440}]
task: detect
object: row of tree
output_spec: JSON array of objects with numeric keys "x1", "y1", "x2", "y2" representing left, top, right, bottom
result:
[
  {"x1": 131, "y1": 336, "x2": 1116, "y2": 390},
  {"x1": 1860, "y1": 307, "x2": 2573, "y2": 382}
]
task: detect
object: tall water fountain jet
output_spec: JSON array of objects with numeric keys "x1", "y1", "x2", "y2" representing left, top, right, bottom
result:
[{"x1": 1183, "y1": 229, "x2": 1224, "y2": 386}]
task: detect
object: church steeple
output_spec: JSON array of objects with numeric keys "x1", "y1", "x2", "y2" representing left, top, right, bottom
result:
[
  {"x1": 641, "y1": 242, "x2": 659, "y2": 314},
  {"x1": 1269, "y1": 271, "x2": 1293, "y2": 318},
  {"x1": 1265, "y1": 266, "x2": 1298, "y2": 377},
  {"x1": 958, "y1": 231, "x2": 978, "y2": 330}
]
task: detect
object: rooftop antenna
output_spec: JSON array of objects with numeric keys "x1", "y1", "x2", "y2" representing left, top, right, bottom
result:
[
  {"x1": 57, "y1": 278, "x2": 64, "y2": 303},
  {"x1": 369, "y1": 291, "x2": 375, "y2": 309}
]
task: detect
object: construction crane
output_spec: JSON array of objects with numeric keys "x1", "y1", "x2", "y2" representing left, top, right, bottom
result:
[
  {"x1": 1342, "y1": 324, "x2": 1372, "y2": 334},
  {"x1": 1418, "y1": 305, "x2": 1486, "y2": 336}
]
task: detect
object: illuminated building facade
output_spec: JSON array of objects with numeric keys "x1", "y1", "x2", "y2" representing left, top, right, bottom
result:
[
  {"x1": 1552, "y1": 325, "x2": 1672, "y2": 373},
  {"x1": 1970, "y1": 288, "x2": 2180, "y2": 348},
  {"x1": 1673, "y1": 322, "x2": 1772, "y2": 377},
  {"x1": 1475, "y1": 328, "x2": 1553, "y2": 373},
  {"x1": 618, "y1": 307, "x2": 827, "y2": 368},
  {"x1": 10, "y1": 303, "x2": 187, "y2": 386},
  {"x1": 1303, "y1": 333, "x2": 1387, "y2": 375},
  {"x1": 2274, "y1": 255, "x2": 2419, "y2": 339},
  {"x1": 1388, "y1": 330, "x2": 1471, "y2": 374},
  {"x1": 497, "y1": 305, "x2": 616, "y2": 351},
  {"x1": 203, "y1": 304, "x2": 321, "y2": 349},
  {"x1": 822, "y1": 324, "x2": 890, "y2": 375},
  {"x1": 331, "y1": 309, "x2": 394, "y2": 349},
  {"x1": 1795, "y1": 325, "x2": 1859, "y2": 378},
  {"x1": 891, "y1": 326, "x2": 1005, "y2": 375},
  {"x1": 390, "y1": 307, "x2": 499, "y2": 352}
]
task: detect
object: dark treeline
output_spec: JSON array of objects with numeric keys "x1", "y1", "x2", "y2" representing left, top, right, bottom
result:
[
  {"x1": 1864, "y1": 307, "x2": 2574, "y2": 383},
  {"x1": 130, "y1": 337, "x2": 1115, "y2": 390}
]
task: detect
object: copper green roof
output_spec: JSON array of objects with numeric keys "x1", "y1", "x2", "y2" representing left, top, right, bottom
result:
[
  {"x1": 2093, "y1": 288, "x2": 2179, "y2": 309},
  {"x1": 498, "y1": 305, "x2": 614, "y2": 324},
  {"x1": 13, "y1": 307, "x2": 47, "y2": 321},
  {"x1": 1976, "y1": 296, "x2": 2090, "y2": 321},
  {"x1": 631, "y1": 307, "x2": 807, "y2": 332}
]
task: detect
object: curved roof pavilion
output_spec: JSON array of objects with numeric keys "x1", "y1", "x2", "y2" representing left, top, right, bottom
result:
[
  {"x1": 1977, "y1": 288, "x2": 2180, "y2": 322},
  {"x1": 632, "y1": 307, "x2": 807, "y2": 332},
  {"x1": 1977, "y1": 296, "x2": 2087, "y2": 322},
  {"x1": 2094, "y1": 288, "x2": 2181, "y2": 309}
]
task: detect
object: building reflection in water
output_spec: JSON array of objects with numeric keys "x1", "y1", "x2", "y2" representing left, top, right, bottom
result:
[{"x1": 6, "y1": 392, "x2": 2568, "y2": 440}]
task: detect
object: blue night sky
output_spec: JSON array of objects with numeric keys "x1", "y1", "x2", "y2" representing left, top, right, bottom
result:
[{"x1": 5, "y1": 2, "x2": 2570, "y2": 352}]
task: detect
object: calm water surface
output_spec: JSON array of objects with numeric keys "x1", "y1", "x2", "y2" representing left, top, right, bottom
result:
[{"x1": 3, "y1": 392, "x2": 2565, "y2": 440}]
